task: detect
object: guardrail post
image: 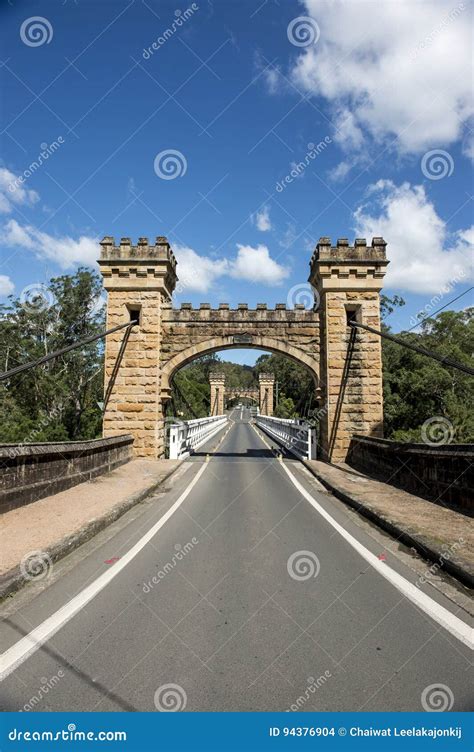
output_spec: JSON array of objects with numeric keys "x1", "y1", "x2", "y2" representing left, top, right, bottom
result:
[{"x1": 169, "y1": 424, "x2": 180, "y2": 459}]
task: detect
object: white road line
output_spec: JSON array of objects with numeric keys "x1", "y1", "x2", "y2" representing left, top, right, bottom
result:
[
  {"x1": 281, "y1": 460, "x2": 473, "y2": 649},
  {"x1": 250, "y1": 423, "x2": 472, "y2": 648},
  {"x1": 0, "y1": 461, "x2": 210, "y2": 682}
]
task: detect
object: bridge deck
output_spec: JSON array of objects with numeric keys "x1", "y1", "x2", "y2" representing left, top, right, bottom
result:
[{"x1": 0, "y1": 410, "x2": 471, "y2": 711}]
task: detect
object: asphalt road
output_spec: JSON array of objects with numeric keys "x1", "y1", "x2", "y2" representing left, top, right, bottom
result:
[{"x1": 0, "y1": 408, "x2": 472, "y2": 712}]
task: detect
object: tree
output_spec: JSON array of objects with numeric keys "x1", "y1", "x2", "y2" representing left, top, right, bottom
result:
[
  {"x1": 382, "y1": 308, "x2": 473, "y2": 442},
  {"x1": 255, "y1": 353, "x2": 315, "y2": 417},
  {"x1": 0, "y1": 269, "x2": 105, "y2": 442}
]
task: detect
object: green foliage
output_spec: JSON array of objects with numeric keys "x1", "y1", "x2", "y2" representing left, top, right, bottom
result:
[
  {"x1": 380, "y1": 293, "x2": 405, "y2": 323},
  {"x1": 0, "y1": 269, "x2": 105, "y2": 442},
  {"x1": 274, "y1": 397, "x2": 297, "y2": 419},
  {"x1": 383, "y1": 307, "x2": 473, "y2": 442}
]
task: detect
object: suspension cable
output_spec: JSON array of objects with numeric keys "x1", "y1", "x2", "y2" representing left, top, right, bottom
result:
[
  {"x1": 349, "y1": 321, "x2": 474, "y2": 376},
  {"x1": 171, "y1": 378, "x2": 201, "y2": 419},
  {"x1": 0, "y1": 320, "x2": 138, "y2": 382}
]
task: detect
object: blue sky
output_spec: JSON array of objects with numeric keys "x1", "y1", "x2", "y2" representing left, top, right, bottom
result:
[{"x1": 0, "y1": 0, "x2": 472, "y2": 365}]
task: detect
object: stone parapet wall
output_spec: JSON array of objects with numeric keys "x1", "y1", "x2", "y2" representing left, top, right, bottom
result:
[
  {"x1": 0, "y1": 435, "x2": 133, "y2": 512},
  {"x1": 347, "y1": 435, "x2": 473, "y2": 513},
  {"x1": 164, "y1": 304, "x2": 318, "y2": 318}
]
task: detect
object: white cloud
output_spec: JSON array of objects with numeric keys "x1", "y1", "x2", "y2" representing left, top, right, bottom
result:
[
  {"x1": 0, "y1": 219, "x2": 98, "y2": 268},
  {"x1": 354, "y1": 180, "x2": 473, "y2": 293},
  {"x1": 462, "y1": 130, "x2": 474, "y2": 162},
  {"x1": 0, "y1": 275, "x2": 14, "y2": 296},
  {"x1": 289, "y1": 0, "x2": 472, "y2": 156},
  {"x1": 173, "y1": 244, "x2": 230, "y2": 293},
  {"x1": 174, "y1": 241, "x2": 290, "y2": 291},
  {"x1": 0, "y1": 168, "x2": 39, "y2": 214},
  {"x1": 328, "y1": 160, "x2": 353, "y2": 182},
  {"x1": 229, "y1": 244, "x2": 290, "y2": 285},
  {"x1": 252, "y1": 205, "x2": 272, "y2": 231}
]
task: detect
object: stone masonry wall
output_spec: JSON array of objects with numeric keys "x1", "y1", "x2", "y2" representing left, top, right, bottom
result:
[
  {"x1": 320, "y1": 291, "x2": 383, "y2": 460},
  {"x1": 160, "y1": 304, "x2": 320, "y2": 397},
  {"x1": 103, "y1": 289, "x2": 165, "y2": 457}
]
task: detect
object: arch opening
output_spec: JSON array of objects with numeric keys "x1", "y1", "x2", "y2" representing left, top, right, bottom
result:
[{"x1": 166, "y1": 346, "x2": 321, "y2": 424}]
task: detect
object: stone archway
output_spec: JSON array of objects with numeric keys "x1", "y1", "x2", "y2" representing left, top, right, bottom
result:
[{"x1": 99, "y1": 235, "x2": 388, "y2": 462}]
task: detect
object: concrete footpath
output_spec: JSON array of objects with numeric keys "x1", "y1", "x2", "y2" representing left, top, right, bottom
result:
[
  {"x1": 0, "y1": 458, "x2": 181, "y2": 599},
  {"x1": 304, "y1": 459, "x2": 473, "y2": 588}
]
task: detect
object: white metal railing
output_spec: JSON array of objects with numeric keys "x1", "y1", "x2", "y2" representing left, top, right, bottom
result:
[
  {"x1": 168, "y1": 415, "x2": 228, "y2": 459},
  {"x1": 255, "y1": 415, "x2": 317, "y2": 460}
]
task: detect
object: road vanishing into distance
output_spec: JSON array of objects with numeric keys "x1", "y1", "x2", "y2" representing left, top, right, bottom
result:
[{"x1": 0, "y1": 409, "x2": 472, "y2": 712}]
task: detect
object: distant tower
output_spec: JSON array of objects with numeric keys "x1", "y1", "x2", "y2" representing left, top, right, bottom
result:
[
  {"x1": 209, "y1": 372, "x2": 226, "y2": 415},
  {"x1": 259, "y1": 373, "x2": 275, "y2": 416}
]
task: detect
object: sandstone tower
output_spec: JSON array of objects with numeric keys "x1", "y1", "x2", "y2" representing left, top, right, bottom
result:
[
  {"x1": 309, "y1": 237, "x2": 388, "y2": 462},
  {"x1": 99, "y1": 236, "x2": 177, "y2": 458}
]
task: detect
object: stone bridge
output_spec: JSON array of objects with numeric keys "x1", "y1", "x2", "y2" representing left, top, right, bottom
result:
[{"x1": 99, "y1": 235, "x2": 388, "y2": 462}]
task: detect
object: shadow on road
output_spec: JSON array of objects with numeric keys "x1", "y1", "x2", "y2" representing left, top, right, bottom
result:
[
  {"x1": 1, "y1": 618, "x2": 138, "y2": 712},
  {"x1": 193, "y1": 448, "x2": 275, "y2": 458}
]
